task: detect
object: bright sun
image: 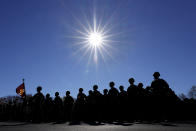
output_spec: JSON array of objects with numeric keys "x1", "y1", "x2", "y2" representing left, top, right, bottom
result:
[
  {"x1": 88, "y1": 32, "x2": 103, "y2": 47},
  {"x1": 72, "y1": 13, "x2": 117, "y2": 64}
]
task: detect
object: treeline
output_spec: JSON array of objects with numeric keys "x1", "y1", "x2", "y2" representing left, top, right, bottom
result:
[{"x1": 0, "y1": 72, "x2": 196, "y2": 123}]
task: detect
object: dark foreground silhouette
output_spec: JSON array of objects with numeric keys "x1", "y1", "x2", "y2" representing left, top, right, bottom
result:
[
  {"x1": 0, "y1": 72, "x2": 196, "y2": 123},
  {"x1": 1, "y1": 122, "x2": 196, "y2": 131}
]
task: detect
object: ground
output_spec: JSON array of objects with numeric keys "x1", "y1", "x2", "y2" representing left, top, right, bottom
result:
[{"x1": 0, "y1": 122, "x2": 196, "y2": 131}]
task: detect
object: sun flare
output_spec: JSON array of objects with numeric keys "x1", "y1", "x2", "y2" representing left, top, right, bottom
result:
[
  {"x1": 88, "y1": 32, "x2": 103, "y2": 47},
  {"x1": 71, "y1": 13, "x2": 118, "y2": 65}
]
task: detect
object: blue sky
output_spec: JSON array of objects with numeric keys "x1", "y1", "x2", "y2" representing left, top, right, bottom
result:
[{"x1": 0, "y1": 0, "x2": 196, "y2": 97}]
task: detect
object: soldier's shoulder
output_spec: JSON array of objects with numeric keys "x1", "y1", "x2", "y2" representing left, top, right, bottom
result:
[
  {"x1": 40, "y1": 93, "x2": 44, "y2": 96},
  {"x1": 158, "y1": 78, "x2": 164, "y2": 81},
  {"x1": 133, "y1": 84, "x2": 138, "y2": 88},
  {"x1": 33, "y1": 93, "x2": 39, "y2": 97},
  {"x1": 158, "y1": 79, "x2": 168, "y2": 84},
  {"x1": 151, "y1": 79, "x2": 157, "y2": 83}
]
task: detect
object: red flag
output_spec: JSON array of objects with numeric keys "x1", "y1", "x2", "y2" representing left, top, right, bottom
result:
[{"x1": 16, "y1": 83, "x2": 26, "y2": 98}]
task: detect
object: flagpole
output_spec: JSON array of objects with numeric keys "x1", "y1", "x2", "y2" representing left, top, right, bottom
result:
[{"x1": 22, "y1": 78, "x2": 26, "y2": 100}]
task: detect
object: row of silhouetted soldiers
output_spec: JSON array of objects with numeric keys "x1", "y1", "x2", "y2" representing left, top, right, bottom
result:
[
  {"x1": 1, "y1": 72, "x2": 196, "y2": 123},
  {"x1": 30, "y1": 72, "x2": 180, "y2": 123}
]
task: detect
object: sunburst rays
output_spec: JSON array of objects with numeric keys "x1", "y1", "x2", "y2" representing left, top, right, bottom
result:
[{"x1": 71, "y1": 11, "x2": 118, "y2": 66}]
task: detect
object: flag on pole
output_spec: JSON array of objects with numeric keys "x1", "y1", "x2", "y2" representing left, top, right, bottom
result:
[{"x1": 16, "y1": 79, "x2": 26, "y2": 98}]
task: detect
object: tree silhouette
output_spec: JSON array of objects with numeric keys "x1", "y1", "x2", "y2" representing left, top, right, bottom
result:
[{"x1": 188, "y1": 86, "x2": 196, "y2": 99}]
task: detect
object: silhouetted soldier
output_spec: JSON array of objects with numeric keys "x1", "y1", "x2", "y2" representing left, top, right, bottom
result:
[
  {"x1": 151, "y1": 72, "x2": 168, "y2": 121},
  {"x1": 75, "y1": 88, "x2": 86, "y2": 121},
  {"x1": 32, "y1": 86, "x2": 44, "y2": 123},
  {"x1": 119, "y1": 85, "x2": 128, "y2": 103},
  {"x1": 63, "y1": 91, "x2": 74, "y2": 121},
  {"x1": 44, "y1": 93, "x2": 53, "y2": 122},
  {"x1": 92, "y1": 85, "x2": 102, "y2": 122},
  {"x1": 86, "y1": 90, "x2": 94, "y2": 121},
  {"x1": 127, "y1": 78, "x2": 146, "y2": 121},
  {"x1": 108, "y1": 82, "x2": 119, "y2": 101},
  {"x1": 76, "y1": 88, "x2": 86, "y2": 105},
  {"x1": 151, "y1": 72, "x2": 178, "y2": 121},
  {"x1": 127, "y1": 78, "x2": 138, "y2": 99},
  {"x1": 102, "y1": 89, "x2": 109, "y2": 122},
  {"x1": 137, "y1": 83, "x2": 146, "y2": 121},
  {"x1": 53, "y1": 92, "x2": 63, "y2": 122},
  {"x1": 86, "y1": 90, "x2": 94, "y2": 105},
  {"x1": 93, "y1": 85, "x2": 102, "y2": 100},
  {"x1": 103, "y1": 89, "x2": 109, "y2": 99},
  {"x1": 151, "y1": 72, "x2": 169, "y2": 94},
  {"x1": 108, "y1": 81, "x2": 119, "y2": 121},
  {"x1": 127, "y1": 78, "x2": 138, "y2": 121},
  {"x1": 119, "y1": 85, "x2": 128, "y2": 121}
]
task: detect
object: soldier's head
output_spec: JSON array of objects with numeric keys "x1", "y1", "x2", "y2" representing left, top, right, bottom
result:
[
  {"x1": 55, "y1": 92, "x2": 59, "y2": 97},
  {"x1": 103, "y1": 89, "x2": 108, "y2": 95},
  {"x1": 153, "y1": 72, "x2": 160, "y2": 80},
  {"x1": 79, "y1": 88, "x2": 83, "y2": 93},
  {"x1": 129, "y1": 78, "x2": 135, "y2": 85},
  {"x1": 93, "y1": 85, "x2": 98, "y2": 91},
  {"x1": 119, "y1": 85, "x2": 124, "y2": 92},
  {"x1": 109, "y1": 81, "x2": 115, "y2": 88},
  {"x1": 46, "y1": 93, "x2": 50, "y2": 99},
  {"x1": 138, "y1": 83, "x2": 143, "y2": 88},
  {"x1": 37, "y1": 86, "x2": 42, "y2": 93},
  {"x1": 66, "y1": 91, "x2": 70, "y2": 96},
  {"x1": 89, "y1": 90, "x2": 93, "y2": 95}
]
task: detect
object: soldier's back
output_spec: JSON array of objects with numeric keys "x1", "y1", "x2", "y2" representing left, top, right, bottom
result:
[{"x1": 64, "y1": 96, "x2": 74, "y2": 105}]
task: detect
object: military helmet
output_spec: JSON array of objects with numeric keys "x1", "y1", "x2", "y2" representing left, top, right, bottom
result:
[
  {"x1": 103, "y1": 89, "x2": 108, "y2": 94},
  {"x1": 109, "y1": 81, "x2": 115, "y2": 87},
  {"x1": 55, "y1": 92, "x2": 59, "y2": 96},
  {"x1": 119, "y1": 85, "x2": 124, "y2": 90},
  {"x1": 79, "y1": 88, "x2": 83, "y2": 92},
  {"x1": 66, "y1": 91, "x2": 70, "y2": 95},
  {"x1": 46, "y1": 93, "x2": 50, "y2": 98},
  {"x1": 93, "y1": 85, "x2": 98, "y2": 90},
  {"x1": 138, "y1": 83, "x2": 143, "y2": 88},
  {"x1": 129, "y1": 78, "x2": 135, "y2": 83},
  {"x1": 89, "y1": 90, "x2": 93, "y2": 95},
  {"x1": 153, "y1": 72, "x2": 160, "y2": 77},
  {"x1": 37, "y1": 86, "x2": 42, "y2": 91}
]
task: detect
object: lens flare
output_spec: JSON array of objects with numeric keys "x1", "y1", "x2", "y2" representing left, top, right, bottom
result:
[{"x1": 71, "y1": 12, "x2": 118, "y2": 65}]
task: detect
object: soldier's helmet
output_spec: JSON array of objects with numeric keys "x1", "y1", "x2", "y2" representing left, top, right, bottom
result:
[
  {"x1": 129, "y1": 78, "x2": 135, "y2": 84},
  {"x1": 153, "y1": 72, "x2": 160, "y2": 78},
  {"x1": 46, "y1": 93, "x2": 50, "y2": 98},
  {"x1": 119, "y1": 85, "x2": 124, "y2": 91},
  {"x1": 103, "y1": 89, "x2": 108, "y2": 94},
  {"x1": 138, "y1": 83, "x2": 143, "y2": 88},
  {"x1": 66, "y1": 91, "x2": 70, "y2": 95},
  {"x1": 109, "y1": 81, "x2": 115, "y2": 87},
  {"x1": 79, "y1": 88, "x2": 83, "y2": 92},
  {"x1": 37, "y1": 86, "x2": 42, "y2": 92},
  {"x1": 55, "y1": 92, "x2": 59, "y2": 96},
  {"x1": 93, "y1": 85, "x2": 98, "y2": 90},
  {"x1": 89, "y1": 90, "x2": 93, "y2": 95}
]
